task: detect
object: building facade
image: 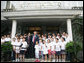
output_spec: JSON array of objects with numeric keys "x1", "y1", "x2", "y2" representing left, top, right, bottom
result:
[{"x1": 1, "y1": 1, "x2": 83, "y2": 41}]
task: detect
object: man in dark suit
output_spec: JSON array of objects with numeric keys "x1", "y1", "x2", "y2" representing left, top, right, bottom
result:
[
  {"x1": 25, "y1": 33, "x2": 32, "y2": 58},
  {"x1": 32, "y1": 31, "x2": 39, "y2": 46},
  {"x1": 25, "y1": 33, "x2": 31, "y2": 45},
  {"x1": 31, "y1": 31, "x2": 39, "y2": 58}
]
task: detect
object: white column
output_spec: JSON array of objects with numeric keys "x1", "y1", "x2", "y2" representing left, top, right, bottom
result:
[
  {"x1": 11, "y1": 20, "x2": 17, "y2": 38},
  {"x1": 67, "y1": 19, "x2": 73, "y2": 41},
  {"x1": 6, "y1": 1, "x2": 10, "y2": 9}
]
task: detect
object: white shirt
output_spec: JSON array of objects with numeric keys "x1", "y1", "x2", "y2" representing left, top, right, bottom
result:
[
  {"x1": 15, "y1": 39, "x2": 17, "y2": 42},
  {"x1": 52, "y1": 36, "x2": 54, "y2": 38},
  {"x1": 50, "y1": 41, "x2": 55, "y2": 51},
  {"x1": 56, "y1": 36, "x2": 59, "y2": 39},
  {"x1": 48, "y1": 38, "x2": 52, "y2": 42},
  {"x1": 54, "y1": 42, "x2": 61, "y2": 51},
  {"x1": 34, "y1": 44, "x2": 40, "y2": 53},
  {"x1": 20, "y1": 39, "x2": 23, "y2": 42},
  {"x1": 45, "y1": 39, "x2": 48, "y2": 43},
  {"x1": 43, "y1": 44, "x2": 48, "y2": 54},
  {"x1": 21, "y1": 41, "x2": 28, "y2": 48},
  {"x1": 66, "y1": 36, "x2": 71, "y2": 43},
  {"x1": 11, "y1": 41, "x2": 16, "y2": 45},
  {"x1": 53, "y1": 38, "x2": 56, "y2": 42},
  {"x1": 61, "y1": 41, "x2": 67, "y2": 50},
  {"x1": 48, "y1": 38, "x2": 50, "y2": 40},
  {"x1": 46, "y1": 43, "x2": 51, "y2": 50},
  {"x1": 62, "y1": 35, "x2": 66, "y2": 40},
  {"x1": 15, "y1": 42, "x2": 22, "y2": 50},
  {"x1": 5, "y1": 38, "x2": 11, "y2": 42},
  {"x1": 1, "y1": 39, "x2": 5, "y2": 43},
  {"x1": 42, "y1": 37, "x2": 45, "y2": 40},
  {"x1": 59, "y1": 38, "x2": 62, "y2": 42},
  {"x1": 15, "y1": 37, "x2": 18, "y2": 42},
  {"x1": 43, "y1": 44, "x2": 47, "y2": 50},
  {"x1": 11, "y1": 41, "x2": 16, "y2": 49},
  {"x1": 39, "y1": 42, "x2": 43, "y2": 51}
]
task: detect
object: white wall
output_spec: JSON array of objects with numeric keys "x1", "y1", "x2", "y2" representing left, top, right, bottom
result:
[{"x1": 1, "y1": 1, "x2": 83, "y2": 10}]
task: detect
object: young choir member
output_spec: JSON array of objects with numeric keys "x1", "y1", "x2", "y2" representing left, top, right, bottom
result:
[{"x1": 1, "y1": 32, "x2": 71, "y2": 62}]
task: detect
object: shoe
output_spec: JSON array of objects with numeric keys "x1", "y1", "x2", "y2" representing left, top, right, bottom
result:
[
  {"x1": 35, "y1": 59, "x2": 40, "y2": 62},
  {"x1": 12, "y1": 60, "x2": 15, "y2": 62},
  {"x1": 56, "y1": 59, "x2": 58, "y2": 62},
  {"x1": 16, "y1": 59, "x2": 18, "y2": 62},
  {"x1": 61, "y1": 60, "x2": 63, "y2": 62},
  {"x1": 44, "y1": 60, "x2": 47, "y2": 62},
  {"x1": 52, "y1": 59, "x2": 55, "y2": 62},
  {"x1": 48, "y1": 60, "x2": 51, "y2": 62},
  {"x1": 41, "y1": 60, "x2": 44, "y2": 62},
  {"x1": 63, "y1": 59, "x2": 65, "y2": 62},
  {"x1": 62, "y1": 59, "x2": 65, "y2": 62},
  {"x1": 59, "y1": 59, "x2": 61, "y2": 62},
  {"x1": 18, "y1": 59, "x2": 19, "y2": 62}
]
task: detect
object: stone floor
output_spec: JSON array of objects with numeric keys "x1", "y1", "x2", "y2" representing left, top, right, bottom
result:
[
  {"x1": 24, "y1": 58, "x2": 36, "y2": 62},
  {"x1": 1, "y1": 58, "x2": 70, "y2": 62},
  {"x1": 24, "y1": 58, "x2": 70, "y2": 62}
]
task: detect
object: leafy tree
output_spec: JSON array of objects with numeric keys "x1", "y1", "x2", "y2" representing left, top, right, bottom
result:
[{"x1": 72, "y1": 17, "x2": 83, "y2": 43}]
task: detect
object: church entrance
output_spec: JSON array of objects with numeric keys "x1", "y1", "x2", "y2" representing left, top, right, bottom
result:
[
  {"x1": 16, "y1": 18, "x2": 67, "y2": 35},
  {"x1": 28, "y1": 26, "x2": 42, "y2": 34},
  {"x1": 1, "y1": 18, "x2": 67, "y2": 36}
]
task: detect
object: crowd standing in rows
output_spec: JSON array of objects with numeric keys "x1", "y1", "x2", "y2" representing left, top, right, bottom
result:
[{"x1": 1, "y1": 31, "x2": 72, "y2": 62}]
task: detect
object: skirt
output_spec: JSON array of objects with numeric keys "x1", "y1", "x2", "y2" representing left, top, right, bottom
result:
[
  {"x1": 51, "y1": 51, "x2": 56, "y2": 55},
  {"x1": 20, "y1": 50, "x2": 25, "y2": 54},
  {"x1": 56, "y1": 51, "x2": 61, "y2": 55},
  {"x1": 48, "y1": 49, "x2": 51, "y2": 55},
  {"x1": 61, "y1": 50, "x2": 66, "y2": 54},
  {"x1": 15, "y1": 49, "x2": 20, "y2": 53}
]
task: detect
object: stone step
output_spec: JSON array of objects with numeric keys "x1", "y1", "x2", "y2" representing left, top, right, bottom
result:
[
  {"x1": 24, "y1": 58, "x2": 70, "y2": 62},
  {"x1": 25, "y1": 58, "x2": 36, "y2": 62}
]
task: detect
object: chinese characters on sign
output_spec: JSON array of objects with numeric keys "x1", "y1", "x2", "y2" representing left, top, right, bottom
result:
[{"x1": 15, "y1": 1, "x2": 63, "y2": 10}]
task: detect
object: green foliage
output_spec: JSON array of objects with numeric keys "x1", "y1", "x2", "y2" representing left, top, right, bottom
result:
[
  {"x1": 66, "y1": 41, "x2": 82, "y2": 62},
  {"x1": 66, "y1": 41, "x2": 74, "y2": 53},
  {"x1": 72, "y1": 17, "x2": 83, "y2": 43},
  {"x1": 72, "y1": 17, "x2": 83, "y2": 58},
  {"x1": 1, "y1": 42, "x2": 13, "y2": 61},
  {"x1": 66, "y1": 41, "x2": 82, "y2": 54},
  {"x1": 1, "y1": 42, "x2": 13, "y2": 53}
]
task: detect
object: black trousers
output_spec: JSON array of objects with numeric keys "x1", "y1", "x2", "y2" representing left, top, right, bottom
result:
[
  {"x1": 31, "y1": 42, "x2": 35, "y2": 58},
  {"x1": 11, "y1": 50, "x2": 15, "y2": 60},
  {"x1": 25, "y1": 42, "x2": 35, "y2": 58},
  {"x1": 25, "y1": 44, "x2": 29, "y2": 58}
]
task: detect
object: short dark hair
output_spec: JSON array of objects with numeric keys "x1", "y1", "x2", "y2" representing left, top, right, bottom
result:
[
  {"x1": 56, "y1": 38, "x2": 59, "y2": 40},
  {"x1": 62, "y1": 37, "x2": 65, "y2": 41},
  {"x1": 23, "y1": 37, "x2": 25, "y2": 39},
  {"x1": 36, "y1": 40, "x2": 38, "y2": 42},
  {"x1": 17, "y1": 37, "x2": 20, "y2": 40}
]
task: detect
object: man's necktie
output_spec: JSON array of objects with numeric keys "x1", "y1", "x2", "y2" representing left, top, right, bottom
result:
[{"x1": 33, "y1": 35, "x2": 35, "y2": 44}]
